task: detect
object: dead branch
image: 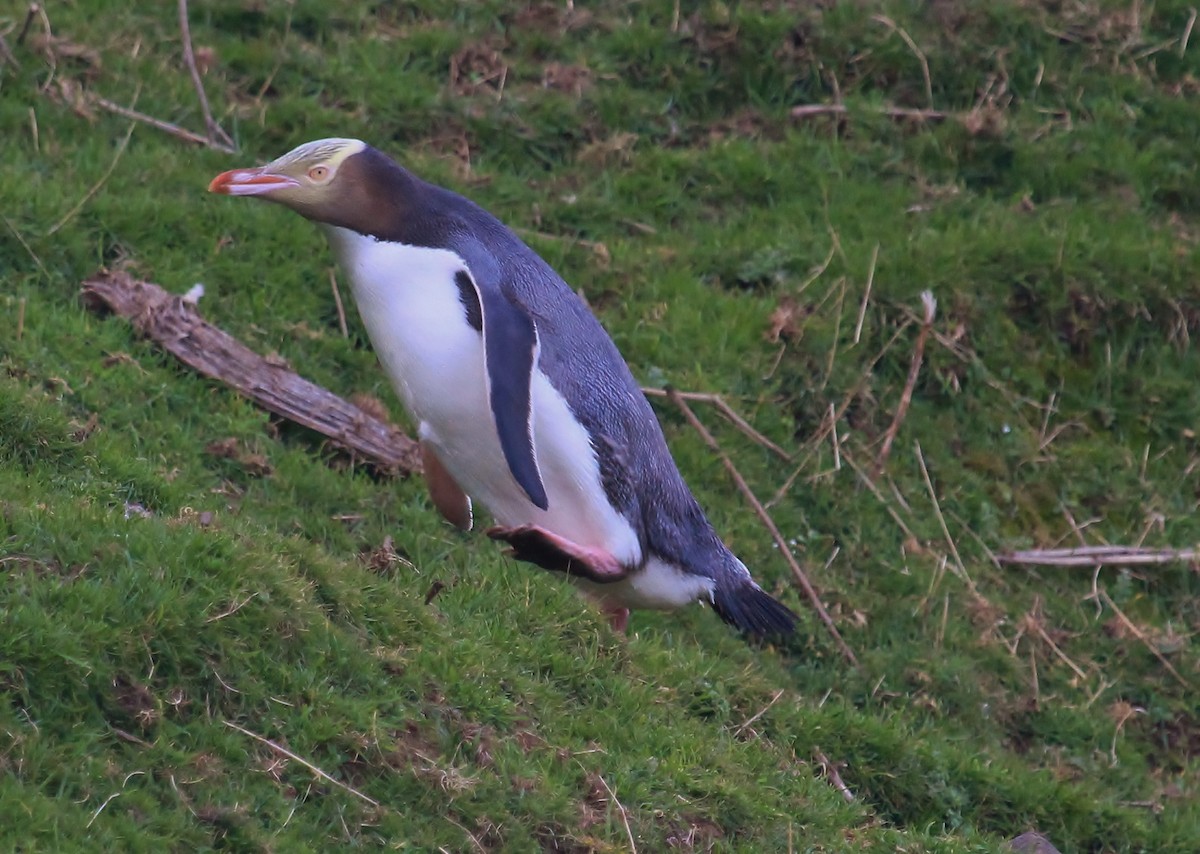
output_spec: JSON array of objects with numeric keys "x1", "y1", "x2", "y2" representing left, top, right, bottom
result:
[
  {"x1": 177, "y1": 0, "x2": 235, "y2": 151},
  {"x1": 999, "y1": 545, "x2": 1199, "y2": 567},
  {"x1": 80, "y1": 270, "x2": 420, "y2": 476},
  {"x1": 665, "y1": 389, "x2": 858, "y2": 666},
  {"x1": 90, "y1": 95, "x2": 233, "y2": 153},
  {"x1": 874, "y1": 291, "x2": 936, "y2": 478}
]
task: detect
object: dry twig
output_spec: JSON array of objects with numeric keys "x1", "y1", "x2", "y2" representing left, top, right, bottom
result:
[
  {"x1": 177, "y1": 0, "x2": 234, "y2": 151},
  {"x1": 223, "y1": 720, "x2": 380, "y2": 807},
  {"x1": 813, "y1": 747, "x2": 854, "y2": 801},
  {"x1": 874, "y1": 291, "x2": 936, "y2": 478},
  {"x1": 643, "y1": 388, "x2": 791, "y2": 460},
  {"x1": 80, "y1": 270, "x2": 420, "y2": 475},
  {"x1": 666, "y1": 389, "x2": 858, "y2": 666},
  {"x1": 91, "y1": 95, "x2": 233, "y2": 152}
]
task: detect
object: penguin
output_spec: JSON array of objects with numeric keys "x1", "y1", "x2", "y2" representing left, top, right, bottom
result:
[{"x1": 209, "y1": 138, "x2": 797, "y2": 639}]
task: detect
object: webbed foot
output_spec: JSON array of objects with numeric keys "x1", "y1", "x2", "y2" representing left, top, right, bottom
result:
[{"x1": 485, "y1": 524, "x2": 628, "y2": 583}]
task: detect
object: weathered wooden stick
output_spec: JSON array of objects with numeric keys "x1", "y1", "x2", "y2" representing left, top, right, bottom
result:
[
  {"x1": 80, "y1": 269, "x2": 420, "y2": 476},
  {"x1": 999, "y1": 546, "x2": 1198, "y2": 567}
]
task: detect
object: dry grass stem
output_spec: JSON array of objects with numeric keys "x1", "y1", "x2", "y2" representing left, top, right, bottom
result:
[
  {"x1": 204, "y1": 592, "x2": 259, "y2": 623},
  {"x1": 16, "y1": 296, "x2": 27, "y2": 341},
  {"x1": 999, "y1": 546, "x2": 1198, "y2": 567},
  {"x1": 46, "y1": 120, "x2": 135, "y2": 236},
  {"x1": 666, "y1": 389, "x2": 858, "y2": 666},
  {"x1": 769, "y1": 319, "x2": 914, "y2": 506},
  {"x1": 0, "y1": 33, "x2": 17, "y2": 68},
  {"x1": 872, "y1": 15, "x2": 933, "y2": 108},
  {"x1": 223, "y1": 720, "x2": 380, "y2": 807},
  {"x1": 1019, "y1": 598, "x2": 1089, "y2": 682},
  {"x1": 874, "y1": 291, "x2": 936, "y2": 478},
  {"x1": 1181, "y1": 7, "x2": 1197, "y2": 56},
  {"x1": 643, "y1": 387, "x2": 791, "y2": 460},
  {"x1": 593, "y1": 770, "x2": 637, "y2": 853},
  {"x1": 735, "y1": 689, "x2": 786, "y2": 737},
  {"x1": 813, "y1": 748, "x2": 854, "y2": 801},
  {"x1": 329, "y1": 268, "x2": 349, "y2": 338},
  {"x1": 842, "y1": 448, "x2": 919, "y2": 543},
  {"x1": 914, "y1": 440, "x2": 978, "y2": 596},
  {"x1": 1098, "y1": 590, "x2": 1191, "y2": 688},
  {"x1": 852, "y1": 243, "x2": 879, "y2": 345},
  {"x1": 178, "y1": 0, "x2": 234, "y2": 151},
  {"x1": 791, "y1": 103, "x2": 947, "y2": 122},
  {"x1": 820, "y1": 278, "x2": 847, "y2": 393},
  {"x1": 796, "y1": 238, "x2": 838, "y2": 297}
]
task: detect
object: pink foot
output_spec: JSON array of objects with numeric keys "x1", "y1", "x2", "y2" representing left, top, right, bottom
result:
[
  {"x1": 485, "y1": 525, "x2": 628, "y2": 583},
  {"x1": 606, "y1": 607, "x2": 630, "y2": 633}
]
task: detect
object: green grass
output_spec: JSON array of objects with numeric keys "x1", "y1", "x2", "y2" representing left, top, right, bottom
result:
[{"x1": 2, "y1": 0, "x2": 1199, "y2": 850}]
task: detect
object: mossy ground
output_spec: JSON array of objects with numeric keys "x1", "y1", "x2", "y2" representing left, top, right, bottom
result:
[{"x1": 2, "y1": 1, "x2": 1198, "y2": 851}]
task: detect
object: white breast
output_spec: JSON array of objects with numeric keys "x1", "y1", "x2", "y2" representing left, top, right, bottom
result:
[{"x1": 324, "y1": 226, "x2": 642, "y2": 568}]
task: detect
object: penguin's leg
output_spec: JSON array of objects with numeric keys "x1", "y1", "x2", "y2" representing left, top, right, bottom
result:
[
  {"x1": 485, "y1": 524, "x2": 628, "y2": 582},
  {"x1": 421, "y1": 441, "x2": 472, "y2": 531}
]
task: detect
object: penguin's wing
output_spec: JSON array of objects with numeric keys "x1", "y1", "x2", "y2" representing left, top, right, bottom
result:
[{"x1": 458, "y1": 265, "x2": 549, "y2": 511}]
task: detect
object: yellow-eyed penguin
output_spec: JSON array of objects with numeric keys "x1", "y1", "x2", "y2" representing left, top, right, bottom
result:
[{"x1": 209, "y1": 138, "x2": 797, "y2": 639}]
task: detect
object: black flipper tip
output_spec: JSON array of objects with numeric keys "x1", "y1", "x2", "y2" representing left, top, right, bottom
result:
[{"x1": 710, "y1": 583, "x2": 798, "y2": 640}]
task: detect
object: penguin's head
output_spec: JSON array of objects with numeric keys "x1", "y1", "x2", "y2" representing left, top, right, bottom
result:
[{"x1": 208, "y1": 137, "x2": 372, "y2": 224}]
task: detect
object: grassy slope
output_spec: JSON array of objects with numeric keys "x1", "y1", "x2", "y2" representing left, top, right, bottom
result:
[{"x1": 2, "y1": 0, "x2": 1198, "y2": 850}]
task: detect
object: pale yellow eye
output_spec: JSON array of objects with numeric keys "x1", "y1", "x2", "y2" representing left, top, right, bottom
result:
[{"x1": 308, "y1": 165, "x2": 330, "y2": 182}]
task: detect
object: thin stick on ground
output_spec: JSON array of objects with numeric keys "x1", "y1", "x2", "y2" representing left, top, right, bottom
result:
[
  {"x1": 813, "y1": 748, "x2": 854, "y2": 802},
  {"x1": 178, "y1": 0, "x2": 235, "y2": 151},
  {"x1": 999, "y1": 545, "x2": 1199, "y2": 567},
  {"x1": 666, "y1": 389, "x2": 858, "y2": 666},
  {"x1": 80, "y1": 270, "x2": 420, "y2": 475},
  {"x1": 223, "y1": 720, "x2": 380, "y2": 807},
  {"x1": 46, "y1": 120, "x2": 136, "y2": 236},
  {"x1": 874, "y1": 291, "x2": 936, "y2": 479},
  {"x1": 643, "y1": 388, "x2": 791, "y2": 460},
  {"x1": 92, "y1": 95, "x2": 234, "y2": 153}
]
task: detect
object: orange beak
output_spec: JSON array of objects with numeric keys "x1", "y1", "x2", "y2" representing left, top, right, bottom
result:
[{"x1": 208, "y1": 167, "x2": 301, "y2": 196}]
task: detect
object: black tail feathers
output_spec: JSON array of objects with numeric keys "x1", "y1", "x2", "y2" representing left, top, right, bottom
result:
[{"x1": 710, "y1": 582, "x2": 797, "y2": 640}]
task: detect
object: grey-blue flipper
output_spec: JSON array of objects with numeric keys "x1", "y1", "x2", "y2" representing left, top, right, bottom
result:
[{"x1": 468, "y1": 270, "x2": 549, "y2": 510}]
